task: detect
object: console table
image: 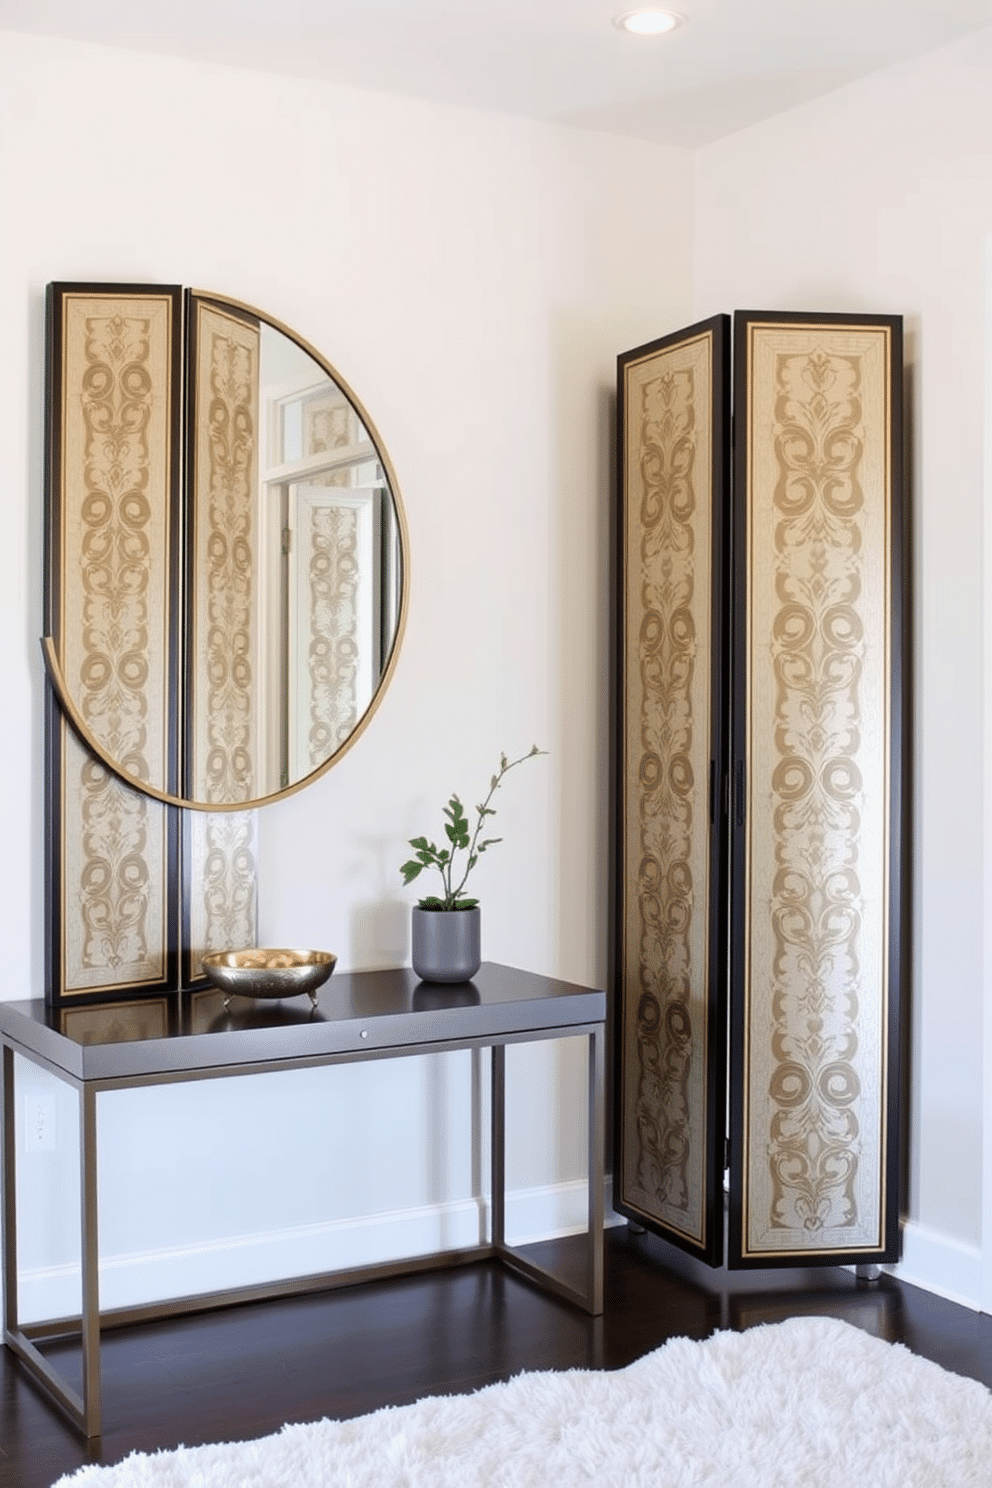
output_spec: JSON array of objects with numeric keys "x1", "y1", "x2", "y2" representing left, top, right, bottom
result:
[{"x1": 1, "y1": 962, "x2": 605, "y2": 1437}]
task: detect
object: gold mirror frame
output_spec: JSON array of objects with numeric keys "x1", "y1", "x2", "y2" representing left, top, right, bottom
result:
[{"x1": 43, "y1": 288, "x2": 409, "y2": 813}]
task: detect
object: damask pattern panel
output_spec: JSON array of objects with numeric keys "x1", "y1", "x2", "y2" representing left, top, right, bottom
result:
[
  {"x1": 614, "y1": 317, "x2": 729, "y2": 1265},
  {"x1": 59, "y1": 733, "x2": 171, "y2": 994},
  {"x1": 729, "y1": 313, "x2": 903, "y2": 1266},
  {"x1": 183, "y1": 810, "x2": 258, "y2": 987},
  {"x1": 45, "y1": 285, "x2": 182, "y2": 1001},
  {"x1": 187, "y1": 298, "x2": 261, "y2": 806}
]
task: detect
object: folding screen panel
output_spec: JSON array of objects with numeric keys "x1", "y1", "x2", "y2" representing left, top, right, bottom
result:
[
  {"x1": 615, "y1": 309, "x2": 904, "y2": 1269},
  {"x1": 182, "y1": 294, "x2": 261, "y2": 987},
  {"x1": 728, "y1": 311, "x2": 904, "y2": 1267},
  {"x1": 613, "y1": 316, "x2": 730, "y2": 1266},
  {"x1": 44, "y1": 285, "x2": 183, "y2": 1001}
]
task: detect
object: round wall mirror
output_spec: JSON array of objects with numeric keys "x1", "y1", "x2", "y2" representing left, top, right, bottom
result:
[{"x1": 43, "y1": 289, "x2": 408, "y2": 811}]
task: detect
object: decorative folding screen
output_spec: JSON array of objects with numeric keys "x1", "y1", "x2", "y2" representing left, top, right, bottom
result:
[
  {"x1": 45, "y1": 285, "x2": 258, "y2": 1007},
  {"x1": 615, "y1": 310, "x2": 905, "y2": 1269}
]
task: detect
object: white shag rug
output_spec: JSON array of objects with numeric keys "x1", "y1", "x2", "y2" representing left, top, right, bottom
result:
[{"x1": 52, "y1": 1315, "x2": 992, "y2": 1488}]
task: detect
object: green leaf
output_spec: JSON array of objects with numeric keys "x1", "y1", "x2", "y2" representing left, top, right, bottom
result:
[{"x1": 402, "y1": 746, "x2": 545, "y2": 908}]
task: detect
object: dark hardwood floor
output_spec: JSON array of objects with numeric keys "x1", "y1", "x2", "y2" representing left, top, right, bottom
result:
[{"x1": 4, "y1": 1226, "x2": 991, "y2": 1488}]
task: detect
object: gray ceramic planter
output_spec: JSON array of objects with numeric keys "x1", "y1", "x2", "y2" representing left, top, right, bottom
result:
[{"x1": 411, "y1": 906, "x2": 481, "y2": 983}]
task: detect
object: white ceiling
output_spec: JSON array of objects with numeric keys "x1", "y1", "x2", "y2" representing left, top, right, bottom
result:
[{"x1": 2, "y1": 0, "x2": 992, "y2": 146}]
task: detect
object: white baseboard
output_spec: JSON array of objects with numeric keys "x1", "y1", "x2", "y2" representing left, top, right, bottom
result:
[
  {"x1": 884, "y1": 1219, "x2": 985, "y2": 1312},
  {"x1": 16, "y1": 1178, "x2": 623, "y2": 1325},
  {"x1": 19, "y1": 1196, "x2": 980, "y2": 1325}
]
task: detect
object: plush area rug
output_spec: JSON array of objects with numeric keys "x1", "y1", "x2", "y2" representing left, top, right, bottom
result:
[{"x1": 53, "y1": 1315, "x2": 992, "y2": 1487}]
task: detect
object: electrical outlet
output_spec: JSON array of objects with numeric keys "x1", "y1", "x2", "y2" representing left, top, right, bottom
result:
[{"x1": 24, "y1": 1093, "x2": 56, "y2": 1152}]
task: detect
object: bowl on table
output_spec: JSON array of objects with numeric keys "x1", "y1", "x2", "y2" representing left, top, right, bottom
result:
[{"x1": 200, "y1": 948, "x2": 336, "y2": 1008}]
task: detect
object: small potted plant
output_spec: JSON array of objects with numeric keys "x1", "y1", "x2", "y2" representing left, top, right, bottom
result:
[{"x1": 400, "y1": 746, "x2": 545, "y2": 982}]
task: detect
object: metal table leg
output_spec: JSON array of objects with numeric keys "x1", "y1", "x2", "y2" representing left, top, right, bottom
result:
[
  {"x1": 491, "y1": 1043, "x2": 506, "y2": 1252},
  {"x1": 79, "y1": 1083, "x2": 102, "y2": 1436},
  {"x1": 490, "y1": 1031, "x2": 604, "y2": 1315},
  {"x1": 585, "y1": 1023, "x2": 605, "y2": 1314},
  {"x1": 2, "y1": 1044, "x2": 18, "y2": 1345},
  {"x1": 1, "y1": 1046, "x2": 103, "y2": 1437}
]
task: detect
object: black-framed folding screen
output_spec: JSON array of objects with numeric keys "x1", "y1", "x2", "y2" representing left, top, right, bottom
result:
[
  {"x1": 614, "y1": 315, "x2": 731, "y2": 1267},
  {"x1": 615, "y1": 310, "x2": 905, "y2": 1269},
  {"x1": 45, "y1": 284, "x2": 258, "y2": 1007}
]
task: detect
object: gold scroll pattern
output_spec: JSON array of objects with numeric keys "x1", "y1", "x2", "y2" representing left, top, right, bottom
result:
[
  {"x1": 61, "y1": 299, "x2": 173, "y2": 990},
  {"x1": 191, "y1": 304, "x2": 260, "y2": 806},
  {"x1": 745, "y1": 328, "x2": 889, "y2": 1254},
  {"x1": 188, "y1": 811, "x2": 257, "y2": 964},
  {"x1": 188, "y1": 303, "x2": 260, "y2": 967},
  {"x1": 308, "y1": 504, "x2": 361, "y2": 765},
  {"x1": 622, "y1": 334, "x2": 713, "y2": 1247}
]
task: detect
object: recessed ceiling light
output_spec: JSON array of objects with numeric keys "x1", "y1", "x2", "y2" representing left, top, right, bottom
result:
[{"x1": 613, "y1": 9, "x2": 684, "y2": 37}]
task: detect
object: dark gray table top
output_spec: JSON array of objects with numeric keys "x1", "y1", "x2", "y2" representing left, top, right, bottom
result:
[{"x1": 0, "y1": 963, "x2": 606, "y2": 1082}]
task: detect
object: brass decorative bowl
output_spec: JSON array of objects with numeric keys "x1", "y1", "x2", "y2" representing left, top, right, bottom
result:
[{"x1": 200, "y1": 948, "x2": 337, "y2": 1007}]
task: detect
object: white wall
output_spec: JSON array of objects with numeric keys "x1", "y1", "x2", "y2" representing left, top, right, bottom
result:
[
  {"x1": 0, "y1": 31, "x2": 693, "y2": 1315},
  {"x1": 695, "y1": 27, "x2": 992, "y2": 1308}
]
